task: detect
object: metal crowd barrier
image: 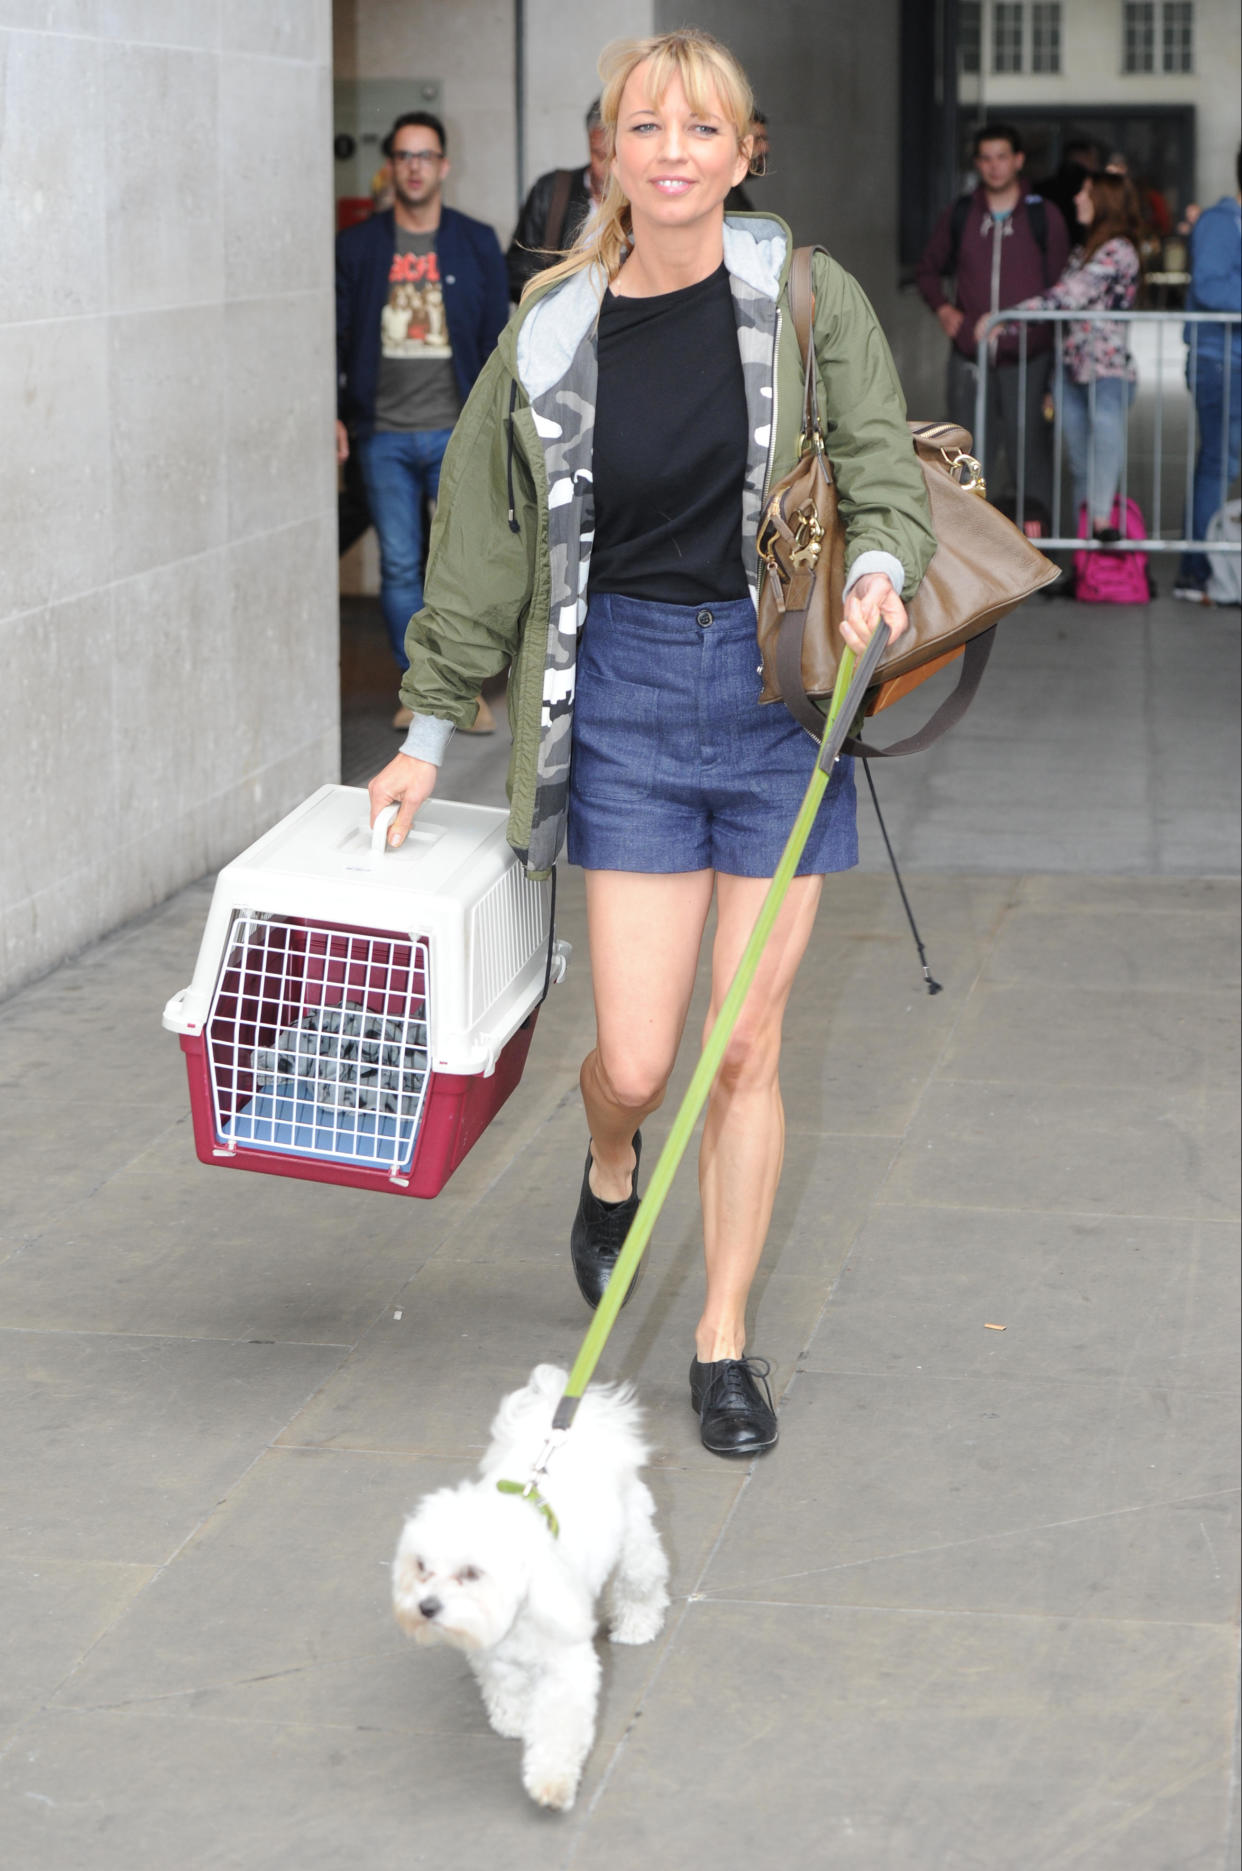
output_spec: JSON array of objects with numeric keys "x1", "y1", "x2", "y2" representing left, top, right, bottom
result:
[{"x1": 973, "y1": 308, "x2": 1240, "y2": 555}]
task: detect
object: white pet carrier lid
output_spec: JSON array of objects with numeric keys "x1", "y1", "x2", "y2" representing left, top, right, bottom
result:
[
  {"x1": 219, "y1": 784, "x2": 512, "y2": 898},
  {"x1": 164, "y1": 787, "x2": 560, "y2": 1076}
]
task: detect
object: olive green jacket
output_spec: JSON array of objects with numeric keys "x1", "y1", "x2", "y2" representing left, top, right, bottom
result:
[{"x1": 399, "y1": 213, "x2": 935, "y2": 874}]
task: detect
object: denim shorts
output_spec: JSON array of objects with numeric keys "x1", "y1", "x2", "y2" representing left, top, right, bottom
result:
[{"x1": 566, "y1": 592, "x2": 857, "y2": 877}]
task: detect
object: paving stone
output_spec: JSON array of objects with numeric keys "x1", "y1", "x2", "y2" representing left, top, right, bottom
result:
[
  {"x1": 580, "y1": 1603, "x2": 1237, "y2": 1870},
  {"x1": 0, "y1": 1092, "x2": 185, "y2": 1235},
  {"x1": 1014, "y1": 875, "x2": 1239, "y2": 916},
  {"x1": 0, "y1": 587, "x2": 1235, "y2": 1865},
  {"x1": 806, "y1": 1207, "x2": 1241, "y2": 1394},
  {"x1": 940, "y1": 980, "x2": 1238, "y2": 1090},
  {"x1": 273, "y1": 1257, "x2": 830, "y2": 1469},
  {"x1": 0, "y1": 1167, "x2": 441, "y2": 1342},
  {"x1": 0, "y1": 1555, "x2": 154, "y2": 1745},
  {"x1": 880, "y1": 1079, "x2": 1235, "y2": 1220},
  {"x1": 981, "y1": 904, "x2": 1242, "y2": 992},
  {"x1": 54, "y1": 1444, "x2": 739, "y2": 1760},
  {"x1": 699, "y1": 1370, "x2": 1239, "y2": 1625},
  {"x1": 0, "y1": 1708, "x2": 585, "y2": 1871},
  {"x1": 0, "y1": 1330, "x2": 347, "y2": 1565}
]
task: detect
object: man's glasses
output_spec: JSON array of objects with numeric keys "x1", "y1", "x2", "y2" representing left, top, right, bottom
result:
[{"x1": 391, "y1": 148, "x2": 442, "y2": 167}]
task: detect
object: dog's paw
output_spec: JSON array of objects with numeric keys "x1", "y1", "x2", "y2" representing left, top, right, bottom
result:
[
  {"x1": 608, "y1": 1600, "x2": 667, "y2": 1646},
  {"x1": 483, "y1": 1696, "x2": 526, "y2": 1740},
  {"x1": 523, "y1": 1766, "x2": 578, "y2": 1812}
]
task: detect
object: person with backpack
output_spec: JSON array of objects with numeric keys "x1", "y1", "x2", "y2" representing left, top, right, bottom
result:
[
  {"x1": 916, "y1": 122, "x2": 1070, "y2": 528},
  {"x1": 981, "y1": 170, "x2": 1143, "y2": 562},
  {"x1": 506, "y1": 98, "x2": 610, "y2": 302}
]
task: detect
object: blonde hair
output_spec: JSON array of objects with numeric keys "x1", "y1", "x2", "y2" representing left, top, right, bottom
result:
[{"x1": 521, "y1": 28, "x2": 755, "y2": 302}]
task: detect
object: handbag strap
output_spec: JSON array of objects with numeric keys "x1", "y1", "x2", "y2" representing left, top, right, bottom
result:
[
  {"x1": 788, "y1": 245, "x2": 827, "y2": 443},
  {"x1": 771, "y1": 246, "x2": 832, "y2": 738},
  {"x1": 777, "y1": 245, "x2": 993, "y2": 759},
  {"x1": 842, "y1": 630, "x2": 996, "y2": 757},
  {"x1": 776, "y1": 622, "x2": 995, "y2": 756},
  {"x1": 542, "y1": 168, "x2": 575, "y2": 253}
]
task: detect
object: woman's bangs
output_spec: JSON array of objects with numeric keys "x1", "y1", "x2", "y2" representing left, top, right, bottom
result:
[{"x1": 604, "y1": 34, "x2": 752, "y2": 143}]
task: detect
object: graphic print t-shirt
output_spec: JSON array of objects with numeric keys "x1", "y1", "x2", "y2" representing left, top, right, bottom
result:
[{"x1": 373, "y1": 228, "x2": 461, "y2": 433}]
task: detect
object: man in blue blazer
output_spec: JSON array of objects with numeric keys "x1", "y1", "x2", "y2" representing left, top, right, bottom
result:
[{"x1": 336, "y1": 112, "x2": 509, "y2": 723}]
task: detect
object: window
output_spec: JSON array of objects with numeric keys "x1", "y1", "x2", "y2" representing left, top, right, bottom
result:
[
  {"x1": 993, "y1": 2, "x2": 1024, "y2": 73},
  {"x1": 960, "y1": 0, "x2": 982, "y2": 75},
  {"x1": 1163, "y1": 1, "x2": 1193, "y2": 71},
  {"x1": 1031, "y1": 2, "x2": 1061, "y2": 72},
  {"x1": 1123, "y1": 0, "x2": 1156, "y2": 72}
]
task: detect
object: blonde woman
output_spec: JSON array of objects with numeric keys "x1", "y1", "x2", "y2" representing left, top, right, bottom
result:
[{"x1": 369, "y1": 31, "x2": 935, "y2": 1457}]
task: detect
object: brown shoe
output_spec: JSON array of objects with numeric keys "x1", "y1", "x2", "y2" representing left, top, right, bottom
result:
[
  {"x1": 460, "y1": 695, "x2": 496, "y2": 734},
  {"x1": 392, "y1": 704, "x2": 414, "y2": 730}
]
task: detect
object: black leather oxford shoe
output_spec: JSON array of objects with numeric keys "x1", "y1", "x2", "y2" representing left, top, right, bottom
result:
[
  {"x1": 689, "y1": 1355, "x2": 778, "y2": 1456},
  {"x1": 569, "y1": 1132, "x2": 642, "y2": 1310}
]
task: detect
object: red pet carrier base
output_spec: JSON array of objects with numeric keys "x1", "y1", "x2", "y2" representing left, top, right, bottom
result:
[{"x1": 178, "y1": 1012, "x2": 537, "y2": 1198}]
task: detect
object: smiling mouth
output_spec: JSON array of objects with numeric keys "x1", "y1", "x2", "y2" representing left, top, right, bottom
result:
[{"x1": 652, "y1": 178, "x2": 693, "y2": 192}]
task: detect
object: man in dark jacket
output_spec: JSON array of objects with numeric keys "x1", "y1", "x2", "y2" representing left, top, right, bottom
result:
[
  {"x1": 917, "y1": 122, "x2": 1070, "y2": 522},
  {"x1": 336, "y1": 111, "x2": 509, "y2": 712},
  {"x1": 506, "y1": 99, "x2": 608, "y2": 301}
]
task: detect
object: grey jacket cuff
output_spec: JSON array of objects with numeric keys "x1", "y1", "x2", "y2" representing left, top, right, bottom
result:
[
  {"x1": 399, "y1": 714, "x2": 455, "y2": 765},
  {"x1": 844, "y1": 551, "x2": 906, "y2": 598}
]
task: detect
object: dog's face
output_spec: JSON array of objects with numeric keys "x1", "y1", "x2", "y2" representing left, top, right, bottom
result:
[{"x1": 392, "y1": 1484, "x2": 533, "y2": 1652}]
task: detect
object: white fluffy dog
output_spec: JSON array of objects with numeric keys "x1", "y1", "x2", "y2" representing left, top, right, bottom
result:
[{"x1": 392, "y1": 1363, "x2": 669, "y2": 1811}]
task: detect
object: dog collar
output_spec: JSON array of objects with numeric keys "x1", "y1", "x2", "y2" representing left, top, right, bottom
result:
[{"x1": 496, "y1": 1478, "x2": 560, "y2": 1539}]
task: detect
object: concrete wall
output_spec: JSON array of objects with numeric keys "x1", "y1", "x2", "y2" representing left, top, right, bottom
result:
[
  {"x1": 521, "y1": 0, "x2": 654, "y2": 197},
  {"x1": 649, "y1": 1, "x2": 940, "y2": 408},
  {"x1": 0, "y1": 1, "x2": 339, "y2": 1000},
  {"x1": 331, "y1": 0, "x2": 655, "y2": 239},
  {"x1": 332, "y1": 0, "x2": 517, "y2": 234},
  {"x1": 332, "y1": 0, "x2": 655, "y2": 598}
]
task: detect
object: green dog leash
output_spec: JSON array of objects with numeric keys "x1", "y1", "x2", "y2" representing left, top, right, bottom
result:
[{"x1": 547, "y1": 627, "x2": 892, "y2": 1436}]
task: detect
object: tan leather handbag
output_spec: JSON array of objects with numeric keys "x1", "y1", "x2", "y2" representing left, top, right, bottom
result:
[{"x1": 756, "y1": 247, "x2": 1060, "y2": 753}]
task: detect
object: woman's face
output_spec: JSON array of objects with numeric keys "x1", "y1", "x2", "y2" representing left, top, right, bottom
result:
[
  {"x1": 611, "y1": 62, "x2": 750, "y2": 238},
  {"x1": 1074, "y1": 180, "x2": 1094, "y2": 226}
]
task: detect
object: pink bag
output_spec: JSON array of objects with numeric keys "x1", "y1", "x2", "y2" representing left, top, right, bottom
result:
[{"x1": 1074, "y1": 498, "x2": 1152, "y2": 604}]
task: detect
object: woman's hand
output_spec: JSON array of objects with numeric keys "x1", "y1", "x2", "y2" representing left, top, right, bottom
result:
[
  {"x1": 841, "y1": 572, "x2": 908, "y2": 656},
  {"x1": 368, "y1": 753, "x2": 439, "y2": 849},
  {"x1": 973, "y1": 312, "x2": 994, "y2": 348}
]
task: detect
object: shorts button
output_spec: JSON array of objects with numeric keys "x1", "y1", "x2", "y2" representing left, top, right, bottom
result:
[{"x1": 696, "y1": 608, "x2": 714, "y2": 628}]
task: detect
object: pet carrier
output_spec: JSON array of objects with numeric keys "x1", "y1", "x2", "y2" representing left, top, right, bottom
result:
[{"x1": 163, "y1": 787, "x2": 567, "y2": 1197}]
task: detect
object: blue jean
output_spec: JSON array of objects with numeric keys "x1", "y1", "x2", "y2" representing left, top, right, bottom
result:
[
  {"x1": 1179, "y1": 355, "x2": 1242, "y2": 588},
  {"x1": 355, "y1": 428, "x2": 453, "y2": 669},
  {"x1": 567, "y1": 593, "x2": 857, "y2": 877},
  {"x1": 1059, "y1": 376, "x2": 1135, "y2": 531}
]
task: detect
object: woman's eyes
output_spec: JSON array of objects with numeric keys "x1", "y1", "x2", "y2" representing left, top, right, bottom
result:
[{"x1": 631, "y1": 120, "x2": 720, "y2": 136}]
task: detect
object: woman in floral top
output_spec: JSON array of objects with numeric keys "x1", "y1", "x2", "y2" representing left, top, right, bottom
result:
[{"x1": 979, "y1": 171, "x2": 1142, "y2": 536}]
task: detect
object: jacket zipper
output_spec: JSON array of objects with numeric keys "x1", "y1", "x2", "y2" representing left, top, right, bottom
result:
[
  {"x1": 505, "y1": 380, "x2": 520, "y2": 534},
  {"x1": 756, "y1": 300, "x2": 783, "y2": 583}
]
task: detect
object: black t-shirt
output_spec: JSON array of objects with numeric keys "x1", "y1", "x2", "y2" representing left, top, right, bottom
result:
[{"x1": 590, "y1": 261, "x2": 750, "y2": 603}]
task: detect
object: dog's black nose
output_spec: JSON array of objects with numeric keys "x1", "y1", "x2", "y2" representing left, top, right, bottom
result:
[{"x1": 418, "y1": 1596, "x2": 442, "y2": 1621}]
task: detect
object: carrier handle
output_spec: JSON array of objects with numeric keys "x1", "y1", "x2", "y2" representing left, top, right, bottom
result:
[{"x1": 370, "y1": 804, "x2": 399, "y2": 857}]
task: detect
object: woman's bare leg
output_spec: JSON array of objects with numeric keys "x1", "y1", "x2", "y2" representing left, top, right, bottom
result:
[
  {"x1": 695, "y1": 872, "x2": 824, "y2": 1362},
  {"x1": 579, "y1": 869, "x2": 716, "y2": 1200}
]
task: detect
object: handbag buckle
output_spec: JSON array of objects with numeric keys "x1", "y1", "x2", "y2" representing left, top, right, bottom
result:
[
  {"x1": 941, "y1": 448, "x2": 987, "y2": 497},
  {"x1": 789, "y1": 503, "x2": 824, "y2": 570},
  {"x1": 757, "y1": 510, "x2": 783, "y2": 578}
]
